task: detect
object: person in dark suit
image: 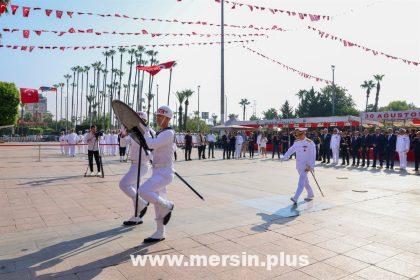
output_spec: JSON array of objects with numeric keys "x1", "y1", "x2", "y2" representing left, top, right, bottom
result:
[
  {"x1": 320, "y1": 129, "x2": 331, "y2": 163},
  {"x1": 222, "y1": 133, "x2": 229, "y2": 159},
  {"x1": 385, "y1": 128, "x2": 397, "y2": 169},
  {"x1": 289, "y1": 131, "x2": 296, "y2": 159},
  {"x1": 229, "y1": 132, "x2": 236, "y2": 159},
  {"x1": 281, "y1": 132, "x2": 289, "y2": 155},
  {"x1": 372, "y1": 128, "x2": 386, "y2": 168},
  {"x1": 272, "y1": 133, "x2": 281, "y2": 159},
  {"x1": 248, "y1": 132, "x2": 255, "y2": 158},
  {"x1": 184, "y1": 131, "x2": 193, "y2": 161},
  {"x1": 413, "y1": 131, "x2": 420, "y2": 174},
  {"x1": 351, "y1": 131, "x2": 361, "y2": 166},
  {"x1": 360, "y1": 129, "x2": 371, "y2": 167},
  {"x1": 340, "y1": 131, "x2": 351, "y2": 165}
]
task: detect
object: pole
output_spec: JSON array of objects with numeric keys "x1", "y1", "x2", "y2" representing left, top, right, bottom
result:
[
  {"x1": 197, "y1": 85, "x2": 200, "y2": 132},
  {"x1": 167, "y1": 68, "x2": 172, "y2": 106},
  {"x1": 156, "y1": 84, "x2": 159, "y2": 109},
  {"x1": 220, "y1": 0, "x2": 225, "y2": 124},
  {"x1": 38, "y1": 144, "x2": 41, "y2": 162},
  {"x1": 55, "y1": 90, "x2": 58, "y2": 131},
  {"x1": 134, "y1": 142, "x2": 143, "y2": 217},
  {"x1": 332, "y1": 65, "x2": 335, "y2": 116}
]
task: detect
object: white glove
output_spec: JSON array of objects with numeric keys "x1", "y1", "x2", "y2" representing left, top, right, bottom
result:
[
  {"x1": 138, "y1": 122, "x2": 150, "y2": 134},
  {"x1": 280, "y1": 155, "x2": 288, "y2": 162}
]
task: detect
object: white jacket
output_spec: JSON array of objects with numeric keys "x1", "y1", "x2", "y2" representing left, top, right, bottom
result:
[
  {"x1": 283, "y1": 138, "x2": 316, "y2": 170},
  {"x1": 396, "y1": 135, "x2": 410, "y2": 152},
  {"x1": 330, "y1": 134, "x2": 341, "y2": 149},
  {"x1": 236, "y1": 135, "x2": 243, "y2": 145}
]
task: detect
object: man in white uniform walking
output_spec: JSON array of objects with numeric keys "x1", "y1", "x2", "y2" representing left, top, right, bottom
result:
[
  {"x1": 59, "y1": 132, "x2": 66, "y2": 155},
  {"x1": 138, "y1": 105, "x2": 175, "y2": 243},
  {"x1": 235, "y1": 132, "x2": 243, "y2": 158},
  {"x1": 330, "y1": 128, "x2": 341, "y2": 165},
  {"x1": 112, "y1": 131, "x2": 119, "y2": 156},
  {"x1": 119, "y1": 112, "x2": 151, "y2": 226},
  {"x1": 67, "y1": 129, "x2": 78, "y2": 157},
  {"x1": 282, "y1": 129, "x2": 316, "y2": 204}
]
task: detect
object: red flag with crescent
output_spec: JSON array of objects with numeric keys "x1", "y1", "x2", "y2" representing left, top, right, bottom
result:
[{"x1": 20, "y1": 88, "x2": 39, "y2": 104}]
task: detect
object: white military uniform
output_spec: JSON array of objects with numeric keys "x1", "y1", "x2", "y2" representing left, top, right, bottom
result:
[
  {"x1": 77, "y1": 133, "x2": 83, "y2": 154},
  {"x1": 119, "y1": 138, "x2": 151, "y2": 223},
  {"x1": 396, "y1": 134, "x2": 410, "y2": 170},
  {"x1": 330, "y1": 133, "x2": 341, "y2": 164},
  {"x1": 235, "y1": 134, "x2": 243, "y2": 158},
  {"x1": 105, "y1": 133, "x2": 112, "y2": 155},
  {"x1": 63, "y1": 133, "x2": 69, "y2": 155},
  {"x1": 67, "y1": 132, "x2": 78, "y2": 157},
  {"x1": 283, "y1": 138, "x2": 316, "y2": 201},
  {"x1": 139, "y1": 126, "x2": 175, "y2": 240},
  {"x1": 112, "y1": 133, "x2": 119, "y2": 156},
  {"x1": 59, "y1": 134, "x2": 66, "y2": 155},
  {"x1": 99, "y1": 135, "x2": 106, "y2": 155}
]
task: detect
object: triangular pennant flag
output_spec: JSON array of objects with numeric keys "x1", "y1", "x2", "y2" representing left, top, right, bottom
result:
[
  {"x1": 45, "y1": 9, "x2": 52, "y2": 16},
  {"x1": 23, "y1": 30, "x2": 30, "y2": 38},
  {"x1": 56, "y1": 10, "x2": 63, "y2": 18},
  {"x1": 67, "y1": 11, "x2": 73, "y2": 17},
  {"x1": 11, "y1": 4, "x2": 19, "y2": 15},
  {"x1": 22, "y1": 6, "x2": 30, "y2": 17},
  {"x1": 0, "y1": 2, "x2": 7, "y2": 14}
]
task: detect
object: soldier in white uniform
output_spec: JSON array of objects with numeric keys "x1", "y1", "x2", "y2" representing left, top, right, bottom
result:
[
  {"x1": 396, "y1": 128, "x2": 410, "y2": 171},
  {"x1": 119, "y1": 112, "x2": 152, "y2": 226},
  {"x1": 330, "y1": 128, "x2": 341, "y2": 165},
  {"x1": 77, "y1": 131, "x2": 83, "y2": 154},
  {"x1": 59, "y1": 132, "x2": 66, "y2": 155},
  {"x1": 138, "y1": 105, "x2": 175, "y2": 243},
  {"x1": 235, "y1": 133, "x2": 243, "y2": 158},
  {"x1": 111, "y1": 131, "x2": 118, "y2": 156},
  {"x1": 282, "y1": 129, "x2": 316, "y2": 204},
  {"x1": 99, "y1": 133, "x2": 106, "y2": 155},
  {"x1": 105, "y1": 131, "x2": 112, "y2": 156},
  {"x1": 67, "y1": 129, "x2": 78, "y2": 157}
]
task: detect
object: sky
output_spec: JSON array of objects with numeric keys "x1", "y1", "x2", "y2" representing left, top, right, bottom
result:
[{"x1": 0, "y1": 0, "x2": 419, "y2": 121}]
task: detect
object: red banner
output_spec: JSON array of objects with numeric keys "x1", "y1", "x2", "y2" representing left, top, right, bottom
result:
[
  {"x1": 20, "y1": 88, "x2": 39, "y2": 104},
  {"x1": 0, "y1": 2, "x2": 7, "y2": 14},
  {"x1": 244, "y1": 46, "x2": 331, "y2": 84},
  {"x1": 137, "y1": 61, "x2": 176, "y2": 76}
]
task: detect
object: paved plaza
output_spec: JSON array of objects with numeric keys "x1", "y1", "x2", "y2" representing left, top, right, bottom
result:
[{"x1": 0, "y1": 144, "x2": 420, "y2": 280}]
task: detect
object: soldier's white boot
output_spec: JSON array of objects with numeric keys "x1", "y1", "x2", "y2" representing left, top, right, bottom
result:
[
  {"x1": 157, "y1": 197, "x2": 174, "y2": 225},
  {"x1": 144, "y1": 219, "x2": 165, "y2": 243},
  {"x1": 123, "y1": 196, "x2": 149, "y2": 226}
]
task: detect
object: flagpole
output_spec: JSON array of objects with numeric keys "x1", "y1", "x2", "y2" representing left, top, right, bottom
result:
[{"x1": 220, "y1": 0, "x2": 225, "y2": 124}]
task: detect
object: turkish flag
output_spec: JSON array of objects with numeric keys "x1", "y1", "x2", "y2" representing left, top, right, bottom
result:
[
  {"x1": 67, "y1": 11, "x2": 73, "y2": 17},
  {"x1": 11, "y1": 4, "x2": 18, "y2": 15},
  {"x1": 56, "y1": 10, "x2": 63, "y2": 18},
  {"x1": 23, "y1": 30, "x2": 30, "y2": 38},
  {"x1": 22, "y1": 6, "x2": 30, "y2": 17},
  {"x1": 45, "y1": 9, "x2": 52, "y2": 16},
  {"x1": 159, "y1": 61, "x2": 176, "y2": 69},
  {"x1": 0, "y1": 2, "x2": 7, "y2": 14},
  {"x1": 20, "y1": 88, "x2": 39, "y2": 104}
]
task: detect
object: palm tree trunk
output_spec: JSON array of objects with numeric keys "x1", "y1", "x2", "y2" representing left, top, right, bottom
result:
[
  {"x1": 66, "y1": 79, "x2": 69, "y2": 130},
  {"x1": 60, "y1": 85, "x2": 63, "y2": 120},
  {"x1": 243, "y1": 106, "x2": 246, "y2": 121},
  {"x1": 374, "y1": 82, "x2": 380, "y2": 112},
  {"x1": 80, "y1": 71, "x2": 84, "y2": 124},
  {"x1": 365, "y1": 92, "x2": 369, "y2": 112},
  {"x1": 140, "y1": 70, "x2": 145, "y2": 110},
  {"x1": 85, "y1": 70, "x2": 89, "y2": 118},
  {"x1": 184, "y1": 100, "x2": 188, "y2": 131},
  {"x1": 71, "y1": 72, "x2": 76, "y2": 127},
  {"x1": 119, "y1": 53, "x2": 123, "y2": 100},
  {"x1": 127, "y1": 55, "x2": 134, "y2": 105},
  {"x1": 167, "y1": 68, "x2": 172, "y2": 106},
  {"x1": 75, "y1": 71, "x2": 80, "y2": 126},
  {"x1": 55, "y1": 89, "x2": 58, "y2": 131}
]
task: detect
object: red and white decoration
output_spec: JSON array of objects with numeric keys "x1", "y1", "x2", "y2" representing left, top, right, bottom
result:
[
  {"x1": 137, "y1": 61, "x2": 176, "y2": 76},
  {"x1": 0, "y1": 39, "x2": 255, "y2": 52},
  {"x1": 20, "y1": 88, "x2": 39, "y2": 104},
  {"x1": 244, "y1": 46, "x2": 332, "y2": 84},
  {"x1": 2, "y1": 27, "x2": 268, "y2": 39},
  {"x1": 212, "y1": 0, "x2": 330, "y2": 21},
  {"x1": 307, "y1": 26, "x2": 419, "y2": 67}
]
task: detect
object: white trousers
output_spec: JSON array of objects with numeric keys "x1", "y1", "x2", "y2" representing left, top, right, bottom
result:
[
  {"x1": 293, "y1": 169, "x2": 314, "y2": 200},
  {"x1": 119, "y1": 164, "x2": 149, "y2": 209},
  {"x1": 60, "y1": 143, "x2": 65, "y2": 154},
  {"x1": 398, "y1": 152, "x2": 407, "y2": 169},
  {"x1": 332, "y1": 147, "x2": 339, "y2": 164},
  {"x1": 139, "y1": 167, "x2": 173, "y2": 220},
  {"x1": 235, "y1": 144, "x2": 242, "y2": 158},
  {"x1": 106, "y1": 144, "x2": 112, "y2": 156},
  {"x1": 69, "y1": 145, "x2": 76, "y2": 156},
  {"x1": 112, "y1": 144, "x2": 118, "y2": 156}
]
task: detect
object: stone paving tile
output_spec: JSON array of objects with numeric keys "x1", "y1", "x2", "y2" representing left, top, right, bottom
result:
[
  {"x1": 299, "y1": 261, "x2": 350, "y2": 280},
  {"x1": 376, "y1": 256, "x2": 420, "y2": 278},
  {"x1": 355, "y1": 265, "x2": 409, "y2": 280},
  {"x1": 343, "y1": 248, "x2": 390, "y2": 264}
]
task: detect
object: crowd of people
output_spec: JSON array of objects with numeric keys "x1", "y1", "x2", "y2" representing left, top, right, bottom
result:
[{"x1": 174, "y1": 128, "x2": 420, "y2": 174}]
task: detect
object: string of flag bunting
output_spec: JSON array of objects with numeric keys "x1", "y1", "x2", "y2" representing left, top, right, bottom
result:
[
  {"x1": 1, "y1": 27, "x2": 268, "y2": 39},
  {"x1": 306, "y1": 26, "x2": 419, "y2": 66},
  {"x1": 243, "y1": 46, "x2": 332, "y2": 84},
  {"x1": 212, "y1": 0, "x2": 330, "y2": 21},
  {"x1": 1, "y1": 3, "x2": 285, "y2": 31},
  {"x1": 0, "y1": 39, "x2": 255, "y2": 52}
]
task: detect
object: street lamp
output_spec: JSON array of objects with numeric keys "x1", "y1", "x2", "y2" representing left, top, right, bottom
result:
[
  {"x1": 220, "y1": 0, "x2": 225, "y2": 124},
  {"x1": 331, "y1": 65, "x2": 336, "y2": 116}
]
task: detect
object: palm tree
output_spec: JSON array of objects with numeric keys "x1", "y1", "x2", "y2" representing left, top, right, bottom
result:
[
  {"x1": 139, "y1": 59, "x2": 147, "y2": 111},
  {"x1": 70, "y1": 66, "x2": 78, "y2": 127},
  {"x1": 373, "y1": 74, "x2": 385, "y2": 112},
  {"x1": 118, "y1": 47, "x2": 126, "y2": 100},
  {"x1": 63, "y1": 74, "x2": 71, "y2": 129},
  {"x1": 147, "y1": 93, "x2": 154, "y2": 123},
  {"x1": 135, "y1": 46, "x2": 145, "y2": 110},
  {"x1": 361, "y1": 80, "x2": 376, "y2": 112},
  {"x1": 75, "y1": 66, "x2": 82, "y2": 125},
  {"x1": 126, "y1": 48, "x2": 136, "y2": 104},
  {"x1": 239, "y1": 98, "x2": 251, "y2": 121},
  {"x1": 146, "y1": 50, "x2": 158, "y2": 102},
  {"x1": 167, "y1": 62, "x2": 177, "y2": 106},
  {"x1": 86, "y1": 93, "x2": 95, "y2": 125},
  {"x1": 182, "y1": 89, "x2": 194, "y2": 131},
  {"x1": 102, "y1": 51, "x2": 111, "y2": 122},
  {"x1": 84, "y1": 66, "x2": 90, "y2": 118},
  {"x1": 59, "y1": 82, "x2": 64, "y2": 120}
]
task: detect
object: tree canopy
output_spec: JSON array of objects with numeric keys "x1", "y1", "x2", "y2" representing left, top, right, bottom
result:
[
  {"x1": 279, "y1": 100, "x2": 295, "y2": 119},
  {"x1": 379, "y1": 100, "x2": 417, "y2": 111},
  {"x1": 0, "y1": 82, "x2": 20, "y2": 126},
  {"x1": 262, "y1": 108, "x2": 278, "y2": 120}
]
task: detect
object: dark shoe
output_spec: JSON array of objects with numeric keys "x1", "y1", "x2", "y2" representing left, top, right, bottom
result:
[
  {"x1": 163, "y1": 204, "x2": 174, "y2": 225},
  {"x1": 143, "y1": 237, "x2": 165, "y2": 243}
]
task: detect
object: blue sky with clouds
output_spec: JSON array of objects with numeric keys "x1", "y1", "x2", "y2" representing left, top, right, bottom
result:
[{"x1": 1, "y1": 0, "x2": 419, "y2": 120}]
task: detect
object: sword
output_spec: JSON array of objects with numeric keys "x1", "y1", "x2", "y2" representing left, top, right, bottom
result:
[
  {"x1": 310, "y1": 170, "x2": 325, "y2": 197},
  {"x1": 174, "y1": 172, "x2": 205, "y2": 201}
]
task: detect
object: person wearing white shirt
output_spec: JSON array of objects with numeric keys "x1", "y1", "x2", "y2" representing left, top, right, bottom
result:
[
  {"x1": 59, "y1": 131, "x2": 66, "y2": 155},
  {"x1": 99, "y1": 134, "x2": 106, "y2": 155},
  {"x1": 282, "y1": 129, "x2": 316, "y2": 204},
  {"x1": 67, "y1": 129, "x2": 78, "y2": 157},
  {"x1": 138, "y1": 105, "x2": 175, "y2": 243},
  {"x1": 235, "y1": 133, "x2": 244, "y2": 158},
  {"x1": 207, "y1": 133, "x2": 216, "y2": 158},
  {"x1": 112, "y1": 131, "x2": 119, "y2": 156},
  {"x1": 396, "y1": 128, "x2": 410, "y2": 171},
  {"x1": 330, "y1": 128, "x2": 341, "y2": 164},
  {"x1": 256, "y1": 133, "x2": 262, "y2": 155},
  {"x1": 104, "y1": 131, "x2": 112, "y2": 156}
]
